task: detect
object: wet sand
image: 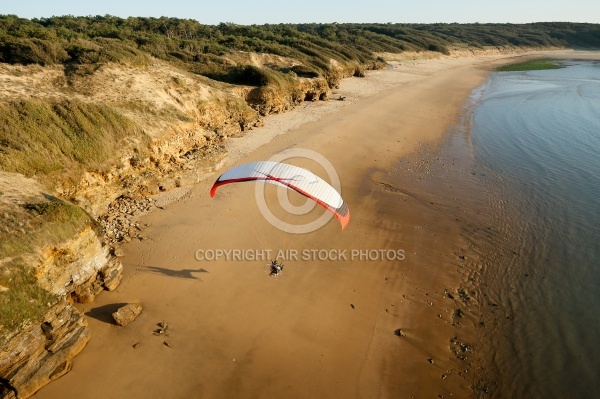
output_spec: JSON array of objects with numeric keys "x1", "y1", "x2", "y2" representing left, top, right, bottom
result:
[{"x1": 33, "y1": 51, "x2": 575, "y2": 398}]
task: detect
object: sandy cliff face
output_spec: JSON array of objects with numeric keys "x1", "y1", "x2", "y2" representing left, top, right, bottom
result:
[{"x1": 34, "y1": 226, "x2": 123, "y2": 303}]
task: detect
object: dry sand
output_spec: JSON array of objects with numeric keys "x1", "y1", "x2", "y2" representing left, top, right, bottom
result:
[{"x1": 33, "y1": 50, "x2": 579, "y2": 399}]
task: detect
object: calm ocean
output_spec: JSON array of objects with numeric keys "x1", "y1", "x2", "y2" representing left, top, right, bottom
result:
[{"x1": 470, "y1": 59, "x2": 600, "y2": 398}]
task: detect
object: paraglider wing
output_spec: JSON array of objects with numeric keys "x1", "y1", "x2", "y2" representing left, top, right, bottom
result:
[{"x1": 210, "y1": 161, "x2": 349, "y2": 229}]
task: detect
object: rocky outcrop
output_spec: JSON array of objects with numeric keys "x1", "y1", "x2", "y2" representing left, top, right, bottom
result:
[
  {"x1": 0, "y1": 301, "x2": 89, "y2": 399},
  {"x1": 246, "y1": 77, "x2": 331, "y2": 116},
  {"x1": 0, "y1": 209, "x2": 122, "y2": 398},
  {"x1": 34, "y1": 226, "x2": 123, "y2": 304}
]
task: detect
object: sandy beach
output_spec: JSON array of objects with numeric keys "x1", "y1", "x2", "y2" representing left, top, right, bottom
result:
[{"x1": 32, "y1": 50, "x2": 570, "y2": 399}]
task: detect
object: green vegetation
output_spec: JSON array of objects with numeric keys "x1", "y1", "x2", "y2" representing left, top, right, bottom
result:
[
  {"x1": 1, "y1": 16, "x2": 599, "y2": 86},
  {"x1": 0, "y1": 99, "x2": 144, "y2": 177},
  {"x1": 498, "y1": 58, "x2": 563, "y2": 71},
  {"x1": 0, "y1": 199, "x2": 92, "y2": 259},
  {"x1": 0, "y1": 258, "x2": 59, "y2": 338}
]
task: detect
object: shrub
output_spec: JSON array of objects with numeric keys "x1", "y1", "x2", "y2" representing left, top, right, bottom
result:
[
  {"x1": 0, "y1": 37, "x2": 69, "y2": 65},
  {"x1": 228, "y1": 65, "x2": 273, "y2": 86},
  {"x1": 427, "y1": 43, "x2": 450, "y2": 55},
  {"x1": 290, "y1": 64, "x2": 320, "y2": 78}
]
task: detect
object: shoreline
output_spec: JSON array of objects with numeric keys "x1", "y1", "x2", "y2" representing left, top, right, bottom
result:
[
  {"x1": 462, "y1": 51, "x2": 600, "y2": 397},
  {"x1": 32, "y1": 50, "x2": 581, "y2": 398}
]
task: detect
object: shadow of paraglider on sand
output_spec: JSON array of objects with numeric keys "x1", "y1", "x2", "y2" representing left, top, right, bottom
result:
[{"x1": 137, "y1": 265, "x2": 209, "y2": 280}]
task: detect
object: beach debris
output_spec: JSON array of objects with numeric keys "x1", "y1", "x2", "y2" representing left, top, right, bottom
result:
[
  {"x1": 394, "y1": 328, "x2": 407, "y2": 337},
  {"x1": 132, "y1": 342, "x2": 141, "y2": 349},
  {"x1": 428, "y1": 358, "x2": 434, "y2": 364},
  {"x1": 163, "y1": 340, "x2": 172, "y2": 348},
  {"x1": 454, "y1": 309, "x2": 464, "y2": 318},
  {"x1": 336, "y1": 95, "x2": 346, "y2": 101},
  {"x1": 458, "y1": 288, "x2": 471, "y2": 302},
  {"x1": 450, "y1": 337, "x2": 472, "y2": 361},
  {"x1": 112, "y1": 303, "x2": 143, "y2": 327},
  {"x1": 442, "y1": 374, "x2": 447, "y2": 380},
  {"x1": 350, "y1": 304, "x2": 355, "y2": 309},
  {"x1": 153, "y1": 321, "x2": 169, "y2": 336}
]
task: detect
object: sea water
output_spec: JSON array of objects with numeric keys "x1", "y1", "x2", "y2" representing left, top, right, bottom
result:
[{"x1": 470, "y1": 59, "x2": 600, "y2": 398}]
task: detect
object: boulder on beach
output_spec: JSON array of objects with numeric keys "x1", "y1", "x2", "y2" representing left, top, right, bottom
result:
[{"x1": 112, "y1": 303, "x2": 143, "y2": 326}]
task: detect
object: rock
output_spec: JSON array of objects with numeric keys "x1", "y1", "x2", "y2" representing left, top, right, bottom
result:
[
  {"x1": 0, "y1": 301, "x2": 90, "y2": 398},
  {"x1": 113, "y1": 247, "x2": 125, "y2": 258},
  {"x1": 394, "y1": 328, "x2": 407, "y2": 337},
  {"x1": 70, "y1": 258, "x2": 123, "y2": 303},
  {"x1": 153, "y1": 321, "x2": 168, "y2": 336},
  {"x1": 71, "y1": 279, "x2": 103, "y2": 304},
  {"x1": 112, "y1": 303, "x2": 143, "y2": 327},
  {"x1": 100, "y1": 258, "x2": 123, "y2": 291},
  {"x1": 35, "y1": 226, "x2": 122, "y2": 300}
]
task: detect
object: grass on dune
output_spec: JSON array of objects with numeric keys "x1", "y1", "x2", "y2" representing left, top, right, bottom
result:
[{"x1": 0, "y1": 99, "x2": 143, "y2": 178}]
